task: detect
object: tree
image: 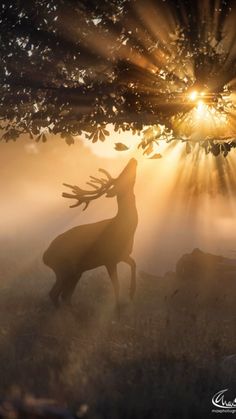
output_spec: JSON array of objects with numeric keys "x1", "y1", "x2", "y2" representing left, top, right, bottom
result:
[{"x1": 1, "y1": 0, "x2": 236, "y2": 157}]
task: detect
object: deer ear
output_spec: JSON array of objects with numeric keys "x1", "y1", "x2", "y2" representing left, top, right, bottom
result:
[{"x1": 106, "y1": 186, "x2": 116, "y2": 197}]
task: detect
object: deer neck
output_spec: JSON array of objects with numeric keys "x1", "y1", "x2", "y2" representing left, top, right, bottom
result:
[{"x1": 116, "y1": 192, "x2": 138, "y2": 223}]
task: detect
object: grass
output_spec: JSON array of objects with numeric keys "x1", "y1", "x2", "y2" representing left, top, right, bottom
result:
[{"x1": 0, "y1": 260, "x2": 235, "y2": 418}]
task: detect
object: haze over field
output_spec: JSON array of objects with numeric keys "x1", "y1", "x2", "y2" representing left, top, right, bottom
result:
[{"x1": 1, "y1": 134, "x2": 236, "y2": 279}]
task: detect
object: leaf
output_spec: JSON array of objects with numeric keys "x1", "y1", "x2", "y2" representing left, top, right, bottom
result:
[
  {"x1": 35, "y1": 133, "x2": 42, "y2": 142},
  {"x1": 65, "y1": 134, "x2": 74, "y2": 145},
  {"x1": 142, "y1": 125, "x2": 161, "y2": 140},
  {"x1": 114, "y1": 143, "x2": 129, "y2": 151},
  {"x1": 211, "y1": 144, "x2": 220, "y2": 156},
  {"x1": 186, "y1": 142, "x2": 192, "y2": 154},
  {"x1": 143, "y1": 127, "x2": 154, "y2": 139},
  {"x1": 143, "y1": 143, "x2": 153, "y2": 155},
  {"x1": 103, "y1": 129, "x2": 110, "y2": 136},
  {"x1": 148, "y1": 153, "x2": 162, "y2": 159},
  {"x1": 137, "y1": 140, "x2": 146, "y2": 149},
  {"x1": 92, "y1": 131, "x2": 99, "y2": 143},
  {"x1": 42, "y1": 133, "x2": 47, "y2": 143},
  {"x1": 99, "y1": 130, "x2": 105, "y2": 141},
  {"x1": 88, "y1": 132, "x2": 95, "y2": 140}
]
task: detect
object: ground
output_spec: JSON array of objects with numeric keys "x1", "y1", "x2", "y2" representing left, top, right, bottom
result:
[{"x1": 0, "y1": 261, "x2": 235, "y2": 418}]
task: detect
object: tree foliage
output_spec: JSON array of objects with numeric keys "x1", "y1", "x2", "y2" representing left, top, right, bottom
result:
[{"x1": 1, "y1": 0, "x2": 236, "y2": 156}]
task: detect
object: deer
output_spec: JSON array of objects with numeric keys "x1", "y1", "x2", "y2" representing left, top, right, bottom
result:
[{"x1": 43, "y1": 158, "x2": 138, "y2": 308}]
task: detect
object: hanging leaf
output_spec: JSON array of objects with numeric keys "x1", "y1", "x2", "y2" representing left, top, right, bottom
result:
[
  {"x1": 148, "y1": 153, "x2": 162, "y2": 159},
  {"x1": 143, "y1": 143, "x2": 153, "y2": 155},
  {"x1": 99, "y1": 130, "x2": 105, "y2": 141},
  {"x1": 143, "y1": 126, "x2": 155, "y2": 139},
  {"x1": 42, "y1": 133, "x2": 47, "y2": 143},
  {"x1": 211, "y1": 144, "x2": 220, "y2": 156},
  {"x1": 65, "y1": 134, "x2": 74, "y2": 145},
  {"x1": 35, "y1": 133, "x2": 42, "y2": 142},
  {"x1": 114, "y1": 143, "x2": 129, "y2": 151},
  {"x1": 92, "y1": 131, "x2": 99, "y2": 143},
  {"x1": 186, "y1": 142, "x2": 192, "y2": 154},
  {"x1": 103, "y1": 129, "x2": 110, "y2": 136}
]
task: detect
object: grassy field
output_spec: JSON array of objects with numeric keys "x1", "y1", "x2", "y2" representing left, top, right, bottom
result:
[{"x1": 0, "y1": 258, "x2": 235, "y2": 418}]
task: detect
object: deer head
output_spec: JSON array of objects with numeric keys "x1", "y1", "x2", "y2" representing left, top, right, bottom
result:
[
  {"x1": 62, "y1": 158, "x2": 137, "y2": 210},
  {"x1": 106, "y1": 158, "x2": 137, "y2": 198}
]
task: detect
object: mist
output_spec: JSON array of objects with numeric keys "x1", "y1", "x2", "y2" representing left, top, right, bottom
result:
[{"x1": 1, "y1": 134, "x2": 236, "y2": 282}]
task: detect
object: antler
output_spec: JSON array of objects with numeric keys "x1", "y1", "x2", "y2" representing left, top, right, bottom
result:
[{"x1": 62, "y1": 168, "x2": 114, "y2": 210}]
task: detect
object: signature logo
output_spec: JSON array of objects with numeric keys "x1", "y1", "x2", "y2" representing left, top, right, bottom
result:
[{"x1": 212, "y1": 389, "x2": 236, "y2": 409}]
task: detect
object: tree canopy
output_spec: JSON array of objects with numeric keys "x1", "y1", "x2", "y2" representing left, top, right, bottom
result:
[{"x1": 1, "y1": 0, "x2": 236, "y2": 156}]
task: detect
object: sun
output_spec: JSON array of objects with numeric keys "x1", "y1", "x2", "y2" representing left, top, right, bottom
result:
[
  {"x1": 188, "y1": 90, "x2": 205, "y2": 102},
  {"x1": 189, "y1": 91, "x2": 198, "y2": 101},
  {"x1": 169, "y1": 88, "x2": 235, "y2": 141}
]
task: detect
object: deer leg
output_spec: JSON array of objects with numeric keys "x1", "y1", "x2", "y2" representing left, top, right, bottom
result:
[
  {"x1": 124, "y1": 256, "x2": 136, "y2": 300},
  {"x1": 49, "y1": 277, "x2": 62, "y2": 307},
  {"x1": 60, "y1": 275, "x2": 81, "y2": 305},
  {"x1": 106, "y1": 264, "x2": 120, "y2": 307}
]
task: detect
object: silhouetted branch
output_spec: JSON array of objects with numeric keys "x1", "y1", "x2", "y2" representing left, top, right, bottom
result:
[{"x1": 1, "y1": 0, "x2": 236, "y2": 156}]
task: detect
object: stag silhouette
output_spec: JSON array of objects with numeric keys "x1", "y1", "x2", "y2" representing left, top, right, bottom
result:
[{"x1": 43, "y1": 158, "x2": 138, "y2": 307}]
